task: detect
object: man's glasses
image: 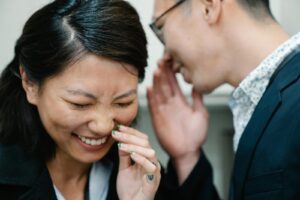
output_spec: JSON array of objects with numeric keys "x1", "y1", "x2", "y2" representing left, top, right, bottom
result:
[{"x1": 149, "y1": 0, "x2": 186, "y2": 44}]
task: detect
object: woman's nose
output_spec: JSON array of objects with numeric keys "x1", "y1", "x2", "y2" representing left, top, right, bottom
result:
[{"x1": 88, "y1": 109, "x2": 115, "y2": 135}]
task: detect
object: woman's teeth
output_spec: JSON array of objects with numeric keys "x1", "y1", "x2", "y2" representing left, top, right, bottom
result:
[{"x1": 77, "y1": 135, "x2": 107, "y2": 146}]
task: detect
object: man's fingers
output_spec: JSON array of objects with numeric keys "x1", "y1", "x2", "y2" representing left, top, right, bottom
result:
[
  {"x1": 153, "y1": 69, "x2": 166, "y2": 104},
  {"x1": 157, "y1": 61, "x2": 175, "y2": 97},
  {"x1": 192, "y1": 89, "x2": 203, "y2": 110},
  {"x1": 163, "y1": 61, "x2": 185, "y2": 99},
  {"x1": 192, "y1": 88, "x2": 208, "y2": 118},
  {"x1": 147, "y1": 87, "x2": 158, "y2": 116}
]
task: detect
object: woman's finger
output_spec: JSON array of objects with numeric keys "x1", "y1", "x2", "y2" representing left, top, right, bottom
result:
[
  {"x1": 118, "y1": 148, "x2": 132, "y2": 171},
  {"x1": 117, "y1": 125, "x2": 148, "y2": 139},
  {"x1": 112, "y1": 130, "x2": 150, "y2": 148},
  {"x1": 118, "y1": 143, "x2": 156, "y2": 160},
  {"x1": 130, "y1": 152, "x2": 159, "y2": 173}
]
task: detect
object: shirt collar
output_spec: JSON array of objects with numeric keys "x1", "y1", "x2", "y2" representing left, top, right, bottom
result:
[{"x1": 231, "y1": 32, "x2": 300, "y2": 106}]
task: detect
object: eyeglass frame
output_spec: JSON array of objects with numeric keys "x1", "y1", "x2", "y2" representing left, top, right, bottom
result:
[{"x1": 149, "y1": 0, "x2": 186, "y2": 44}]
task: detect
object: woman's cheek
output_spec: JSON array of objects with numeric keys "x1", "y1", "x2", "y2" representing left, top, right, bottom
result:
[
  {"x1": 114, "y1": 104, "x2": 138, "y2": 126},
  {"x1": 56, "y1": 110, "x2": 87, "y2": 130}
]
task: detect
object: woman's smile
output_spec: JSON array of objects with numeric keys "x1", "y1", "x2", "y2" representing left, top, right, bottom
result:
[{"x1": 72, "y1": 133, "x2": 112, "y2": 152}]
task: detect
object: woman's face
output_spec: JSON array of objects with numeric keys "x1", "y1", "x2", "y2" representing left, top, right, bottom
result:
[{"x1": 24, "y1": 54, "x2": 139, "y2": 164}]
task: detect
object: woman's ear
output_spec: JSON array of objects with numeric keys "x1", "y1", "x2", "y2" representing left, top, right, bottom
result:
[
  {"x1": 20, "y1": 67, "x2": 39, "y2": 105},
  {"x1": 200, "y1": 0, "x2": 222, "y2": 24}
]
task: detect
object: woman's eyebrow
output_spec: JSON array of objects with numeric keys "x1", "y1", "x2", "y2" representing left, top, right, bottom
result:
[
  {"x1": 66, "y1": 89, "x2": 97, "y2": 100},
  {"x1": 114, "y1": 89, "x2": 137, "y2": 100}
]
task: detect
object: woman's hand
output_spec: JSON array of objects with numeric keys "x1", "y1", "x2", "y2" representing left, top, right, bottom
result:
[{"x1": 112, "y1": 125, "x2": 161, "y2": 200}]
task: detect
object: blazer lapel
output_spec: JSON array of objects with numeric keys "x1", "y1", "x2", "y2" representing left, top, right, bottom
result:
[
  {"x1": 230, "y1": 47, "x2": 300, "y2": 199},
  {"x1": 231, "y1": 86, "x2": 281, "y2": 200}
]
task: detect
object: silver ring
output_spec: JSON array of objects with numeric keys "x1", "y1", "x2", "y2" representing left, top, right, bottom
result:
[{"x1": 146, "y1": 174, "x2": 155, "y2": 183}]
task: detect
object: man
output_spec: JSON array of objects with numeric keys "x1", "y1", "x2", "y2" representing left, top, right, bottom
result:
[{"x1": 147, "y1": 0, "x2": 300, "y2": 199}]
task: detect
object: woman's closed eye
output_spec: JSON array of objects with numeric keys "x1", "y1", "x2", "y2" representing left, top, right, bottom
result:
[
  {"x1": 66, "y1": 100, "x2": 134, "y2": 109},
  {"x1": 68, "y1": 101, "x2": 92, "y2": 110},
  {"x1": 115, "y1": 101, "x2": 134, "y2": 108}
]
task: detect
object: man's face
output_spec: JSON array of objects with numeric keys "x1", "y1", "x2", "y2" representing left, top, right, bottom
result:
[{"x1": 152, "y1": 0, "x2": 227, "y2": 93}]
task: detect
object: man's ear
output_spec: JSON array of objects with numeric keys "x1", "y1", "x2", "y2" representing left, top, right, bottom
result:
[
  {"x1": 200, "y1": 0, "x2": 222, "y2": 24},
  {"x1": 20, "y1": 67, "x2": 39, "y2": 105}
]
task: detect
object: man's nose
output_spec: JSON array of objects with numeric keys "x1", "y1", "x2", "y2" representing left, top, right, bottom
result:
[{"x1": 88, "y1": 109, "x2": 115, "y2": 135}]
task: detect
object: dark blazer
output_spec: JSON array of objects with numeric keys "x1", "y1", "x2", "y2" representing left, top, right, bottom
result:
[
  {"x1": 229, "y1": 48, "x2": 300, "y2": 199},
  {"x1": 195, "y1": 47, "x2": 300, "y2": 200},
  {"x1": 0, "y1": 143, "x2": 219, "y2": 200}
]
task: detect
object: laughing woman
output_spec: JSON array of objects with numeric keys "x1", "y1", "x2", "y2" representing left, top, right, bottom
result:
[{"x1": 0, "y1": 0, "x2": 160, "y2": 199}]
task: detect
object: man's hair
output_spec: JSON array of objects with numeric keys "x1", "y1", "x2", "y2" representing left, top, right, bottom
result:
[
  {"x1": 237, "y1": 0, "x2": 273, "y2": 19},
  {"x1": 178, "y1": 0, "x2": 273, "y2": 20}
]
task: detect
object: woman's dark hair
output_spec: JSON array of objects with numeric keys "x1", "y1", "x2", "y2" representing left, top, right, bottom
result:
[{"x1": 0, "y1": 0, "x2": 148, "y2": 161}]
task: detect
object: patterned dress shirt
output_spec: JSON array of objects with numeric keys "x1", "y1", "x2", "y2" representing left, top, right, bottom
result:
[{"x1": 229, "y1": 32, "x2": 300, "y2": 152}]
